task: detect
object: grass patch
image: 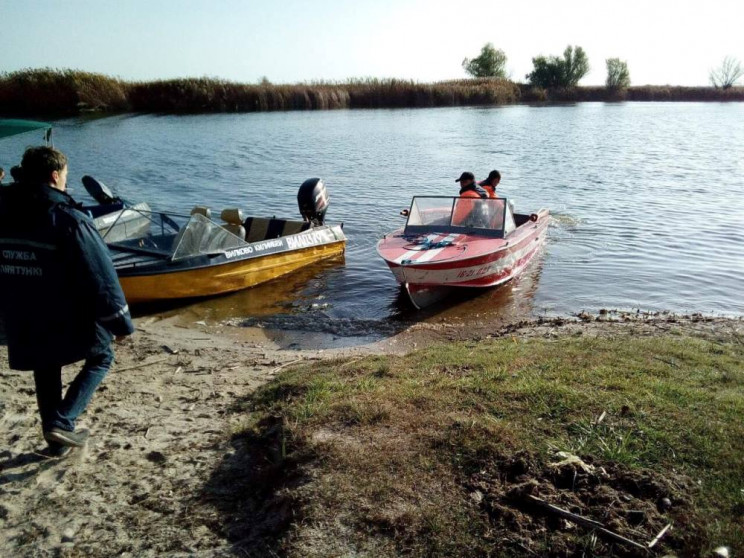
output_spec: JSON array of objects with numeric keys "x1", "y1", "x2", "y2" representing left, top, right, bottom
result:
[{"x1": 226, "y1": 332, "x2": 743, "y2": 556}]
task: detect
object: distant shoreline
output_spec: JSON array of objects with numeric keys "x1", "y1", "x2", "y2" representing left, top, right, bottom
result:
[{"x1": 1, "y1": 69, "x2": 743, "y2": 117}]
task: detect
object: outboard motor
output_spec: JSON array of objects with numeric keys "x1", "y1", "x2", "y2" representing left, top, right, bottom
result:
[
  {"x1": 82, "y1": 175, "x2": 121, "y2": 205},
  {"x1": 297, "y1": 178, "x2": 329, "y2": 226}
]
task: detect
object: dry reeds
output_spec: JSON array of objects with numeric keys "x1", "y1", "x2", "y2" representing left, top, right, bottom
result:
[
  {"x1": 0, "y1": 68, "x2": 129, "y2": 115},
  {"x1": 1, "y1": 69, "x2": 742, "y2": 116}
]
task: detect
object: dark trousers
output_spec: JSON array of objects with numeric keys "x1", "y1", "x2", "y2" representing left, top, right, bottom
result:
[{"x1": 33, "y1": 344, "x2": 114, "y2": 434}]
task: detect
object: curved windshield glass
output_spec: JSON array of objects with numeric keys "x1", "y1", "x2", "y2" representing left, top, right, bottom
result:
[
  {"x1": 171, "y1": 214, "x2": 247, "y2": 260},
  {"x1": 405, "y1": 196, "x2": 513, "y2": 237}
]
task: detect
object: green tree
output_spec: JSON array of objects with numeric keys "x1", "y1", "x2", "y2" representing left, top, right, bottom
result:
[
  {"x1": 709, "y1": 56, "x2": 743, "y2": 89},
  {"x1": 526, "y1": 45, "x2": 590, "y2": 88},
  {"x1": 606, "y1": 58, "x2": 631, "y2": 89},
  {"x1": 462, "y1": 43, "x2": 507, "y2": 78}
]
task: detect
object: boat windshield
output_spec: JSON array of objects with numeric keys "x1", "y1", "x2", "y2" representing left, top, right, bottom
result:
[
  {"x1": 106, "y1": 210, "x2": 247, "y2": 259},
  {"x1": 171, "y1": 214, "x2": 246, "y2": 260},
  {"x1": 404, "y1": 196, "x2": 515, "y2": 237}
]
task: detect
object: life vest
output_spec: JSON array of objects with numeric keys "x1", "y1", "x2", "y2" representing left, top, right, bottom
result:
[
  {"x1": 452, "y1": 188, "x2": 485, "y2": 225},
  {"x1": 478, "y1": 180, "x2": 499, "y2": 199}
]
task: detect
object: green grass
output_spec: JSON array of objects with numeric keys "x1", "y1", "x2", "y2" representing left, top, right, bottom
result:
[{"x1": 233, "y1": 331, "x2": 744, "y2": 557}]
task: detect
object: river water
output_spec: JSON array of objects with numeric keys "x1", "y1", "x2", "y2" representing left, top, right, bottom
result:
[{"x1": 2, "y1": 103, "x2": 743, "y2": 329}]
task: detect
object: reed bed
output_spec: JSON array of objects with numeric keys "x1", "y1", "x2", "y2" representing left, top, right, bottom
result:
[
  {"x1": 1, "y1": 69, "x2": 742, "y2": 116},
  {"x1": 0, "y1": 69, "x2": 129, "y2": 115}
]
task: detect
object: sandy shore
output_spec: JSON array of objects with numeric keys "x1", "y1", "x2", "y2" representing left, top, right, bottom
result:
[{"x1": 0, "y1": 312, "x2": 740, "y2": 556}]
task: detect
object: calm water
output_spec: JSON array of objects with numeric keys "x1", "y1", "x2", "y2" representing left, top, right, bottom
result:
[{"x1": 2, "y1": 103, "x2": 743, "y2": 327}]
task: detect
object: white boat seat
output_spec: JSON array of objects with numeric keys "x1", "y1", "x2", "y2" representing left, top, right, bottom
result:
[
  {"x1": 191, "y1": 206, "x2": 211, "y2": 219},
  {"x1": 220, "y1": 208, "x2": 246, "y2": 239},
  {"x1": 220, "y1": 208, "x2": 244, "y2": 224}
]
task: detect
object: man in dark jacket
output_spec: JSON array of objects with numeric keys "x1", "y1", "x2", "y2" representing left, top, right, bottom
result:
[
  {"x1": 455, "y1": 171, "x2": 487, "y2": 198},
  {"x1": 0, "y1": 146, "x2": 133, "y2": 455}
]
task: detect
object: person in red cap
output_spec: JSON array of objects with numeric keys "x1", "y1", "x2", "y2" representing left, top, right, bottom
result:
[{"x1": 478, "y1": 170, "x2": 501, "y2": 199}]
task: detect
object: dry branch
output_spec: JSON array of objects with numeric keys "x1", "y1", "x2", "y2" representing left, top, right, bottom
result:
[{"x1": 524, "y1": 495, "x2": 648, "y2": 553}]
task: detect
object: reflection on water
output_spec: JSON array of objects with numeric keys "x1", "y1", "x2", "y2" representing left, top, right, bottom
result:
[
  {"x1": 2, "y1": 103, "x2": 742, "y2": 331},
  {"x1": 136, "y1": 256, "x2": 346, "y2": 322}
]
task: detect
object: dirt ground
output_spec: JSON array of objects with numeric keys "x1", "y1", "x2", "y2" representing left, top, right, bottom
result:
[{"x1": 0, "y1": 311, "x2": 740, "y2": 557}]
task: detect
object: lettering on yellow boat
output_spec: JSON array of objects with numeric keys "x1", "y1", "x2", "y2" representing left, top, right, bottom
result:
[
  {"x1": 224, "y1": 238, "x2": 287, "y2": 259},
  {"x1": 224, "y1": 246, "x2": 254, "y2": 259},
  {"x1": 253, "y1": 239, "x2": 284, "y2": 252},
  {"x1": 223, "y1": 230, "x2": 336, "y2": 260},
  {"x1": 286, "y1": 231, "x2": 328, "y2": 250}
]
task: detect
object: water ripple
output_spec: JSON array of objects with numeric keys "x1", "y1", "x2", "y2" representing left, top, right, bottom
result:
[{"x1": 1, "y1": 104, "x2": 740, "y2": 320}]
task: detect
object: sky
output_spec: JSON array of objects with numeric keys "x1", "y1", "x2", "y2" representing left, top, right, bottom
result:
[{"x1": 1, "y1": 0, "x2": 743, "y2": 86}]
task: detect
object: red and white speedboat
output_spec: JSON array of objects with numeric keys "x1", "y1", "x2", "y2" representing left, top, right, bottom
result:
[{"x1": 377, "y1": 196, "x2": 549, "y2": 309}]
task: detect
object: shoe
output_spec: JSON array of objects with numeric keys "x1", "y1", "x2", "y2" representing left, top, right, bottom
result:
[
  {"x1": 46, "y1": 443, "x2": 72, "y2": 458},
  {"x1": 44, "y1": 427, "x2": 90, "y2": 448}
]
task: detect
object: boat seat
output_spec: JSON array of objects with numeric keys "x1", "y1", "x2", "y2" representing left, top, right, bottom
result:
[
  {"x1": 220, "y1": 208, "x2": 246, "y2": 239},
  {"x1": 191, "y1": 206, "x2": 211, "y2": 219},
  {"x1": 244, "y1": 217, "x2": 312, "y2": 243},
  {"x1": 281, "y1": 220, "x2": 312, "y2": 236}
]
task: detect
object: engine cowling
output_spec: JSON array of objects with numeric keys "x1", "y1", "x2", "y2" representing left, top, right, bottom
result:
[
  {"x1": 82, "y1": 175, "x2": 121, "y2": 204},
  {"x1": 297, "y1": 178, "x2": 329, "y2": 226}
]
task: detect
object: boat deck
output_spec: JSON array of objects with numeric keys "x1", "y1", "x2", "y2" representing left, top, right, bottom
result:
[{"x1": 110, "y1": 244, "x2": 170, "y2": 268}]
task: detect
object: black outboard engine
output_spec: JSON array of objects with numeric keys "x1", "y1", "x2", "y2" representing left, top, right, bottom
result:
[
  {"x1": 82, "y1": 175, "x2": 121, "y2": 205},
  {"x1": 297, "y1": 178, "x2": 329, "y2": 226}
]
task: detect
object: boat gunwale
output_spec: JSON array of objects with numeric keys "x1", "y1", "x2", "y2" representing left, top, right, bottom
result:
[{"x1": 112, "y1": 225, "x2": 346, "y2": 277}]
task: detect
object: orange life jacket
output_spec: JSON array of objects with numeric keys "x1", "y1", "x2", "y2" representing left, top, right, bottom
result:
[
  {"x1": 452, "y1": 190, "x2": 482, "y2": 225},
  {"x1": 478, "y1": 180, "x2": 499, "y2": 199}
]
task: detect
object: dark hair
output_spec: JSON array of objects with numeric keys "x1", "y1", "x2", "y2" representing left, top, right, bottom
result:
[
  {"x1": 10, "y1": 166, "x2": 23, "y2": 182},
  {"x1": 20, "y1": 146, "x2": 67, "y2": 184},
  {"x1": 486, "y1": 170, "x2": 501, "y2": 183}
]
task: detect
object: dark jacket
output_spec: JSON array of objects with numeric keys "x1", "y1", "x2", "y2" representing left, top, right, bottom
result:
[{"x1": 0, "y1": 183, "x2": 133, "y2": 370}]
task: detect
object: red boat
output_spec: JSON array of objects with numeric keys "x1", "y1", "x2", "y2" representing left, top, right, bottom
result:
[{"x1": 376, "y1": 196, "x2": 549, "y2": 309}]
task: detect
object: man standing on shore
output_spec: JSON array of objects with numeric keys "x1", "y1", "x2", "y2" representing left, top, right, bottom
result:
[{"x1": 0, "y1": 146, "x2": 133, "y2": 456}]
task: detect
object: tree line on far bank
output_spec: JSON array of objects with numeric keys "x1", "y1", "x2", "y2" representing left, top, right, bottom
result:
[
  {"x1": 0, "y1": 65, "x2": 743, "y2": 118},
  {"x1": 463, "y1": 43, "x2": 743, "y2": 90}
]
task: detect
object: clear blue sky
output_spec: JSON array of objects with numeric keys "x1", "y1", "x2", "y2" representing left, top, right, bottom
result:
[{"x1": 1, "y1": 0, "x2": 742, "y2": 86}]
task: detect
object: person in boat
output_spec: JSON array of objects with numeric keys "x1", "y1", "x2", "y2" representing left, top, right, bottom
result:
[
  {"x1": 0, "y1": 167, "x2": 5, "y2": 185},
  {"x1": 455, "y1": 171, "x2": 487, "y2": 198},
  {"x1": 453, "y1": 171, "x2": 489, "y2": 226},
  {"x1": 478, "y1": 170, "x2": 501, "y2": 199},
  {"x1": 0, "y1": 146, "x2": 134, "y2": 457}
]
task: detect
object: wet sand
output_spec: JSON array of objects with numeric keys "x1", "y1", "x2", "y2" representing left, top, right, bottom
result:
[{"x1": 0, "y1": 311, "x2": 740, "y2": 556}]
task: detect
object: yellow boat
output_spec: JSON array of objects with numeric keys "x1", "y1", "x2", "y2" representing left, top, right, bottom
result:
[{"x1": 107, "y1": 178, "x2": 346, "y2": 303}]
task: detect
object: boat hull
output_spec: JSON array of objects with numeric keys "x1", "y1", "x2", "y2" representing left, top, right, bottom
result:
[
  {"x1": 119, "y1": 241, "x2": 344, "y2": 303},
  {"x1": 378, "y1": 210, "x2": 549, "y2": 308},
  {"x1": 112, "y1": 222, "x2": 346, "y2": 304}
]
